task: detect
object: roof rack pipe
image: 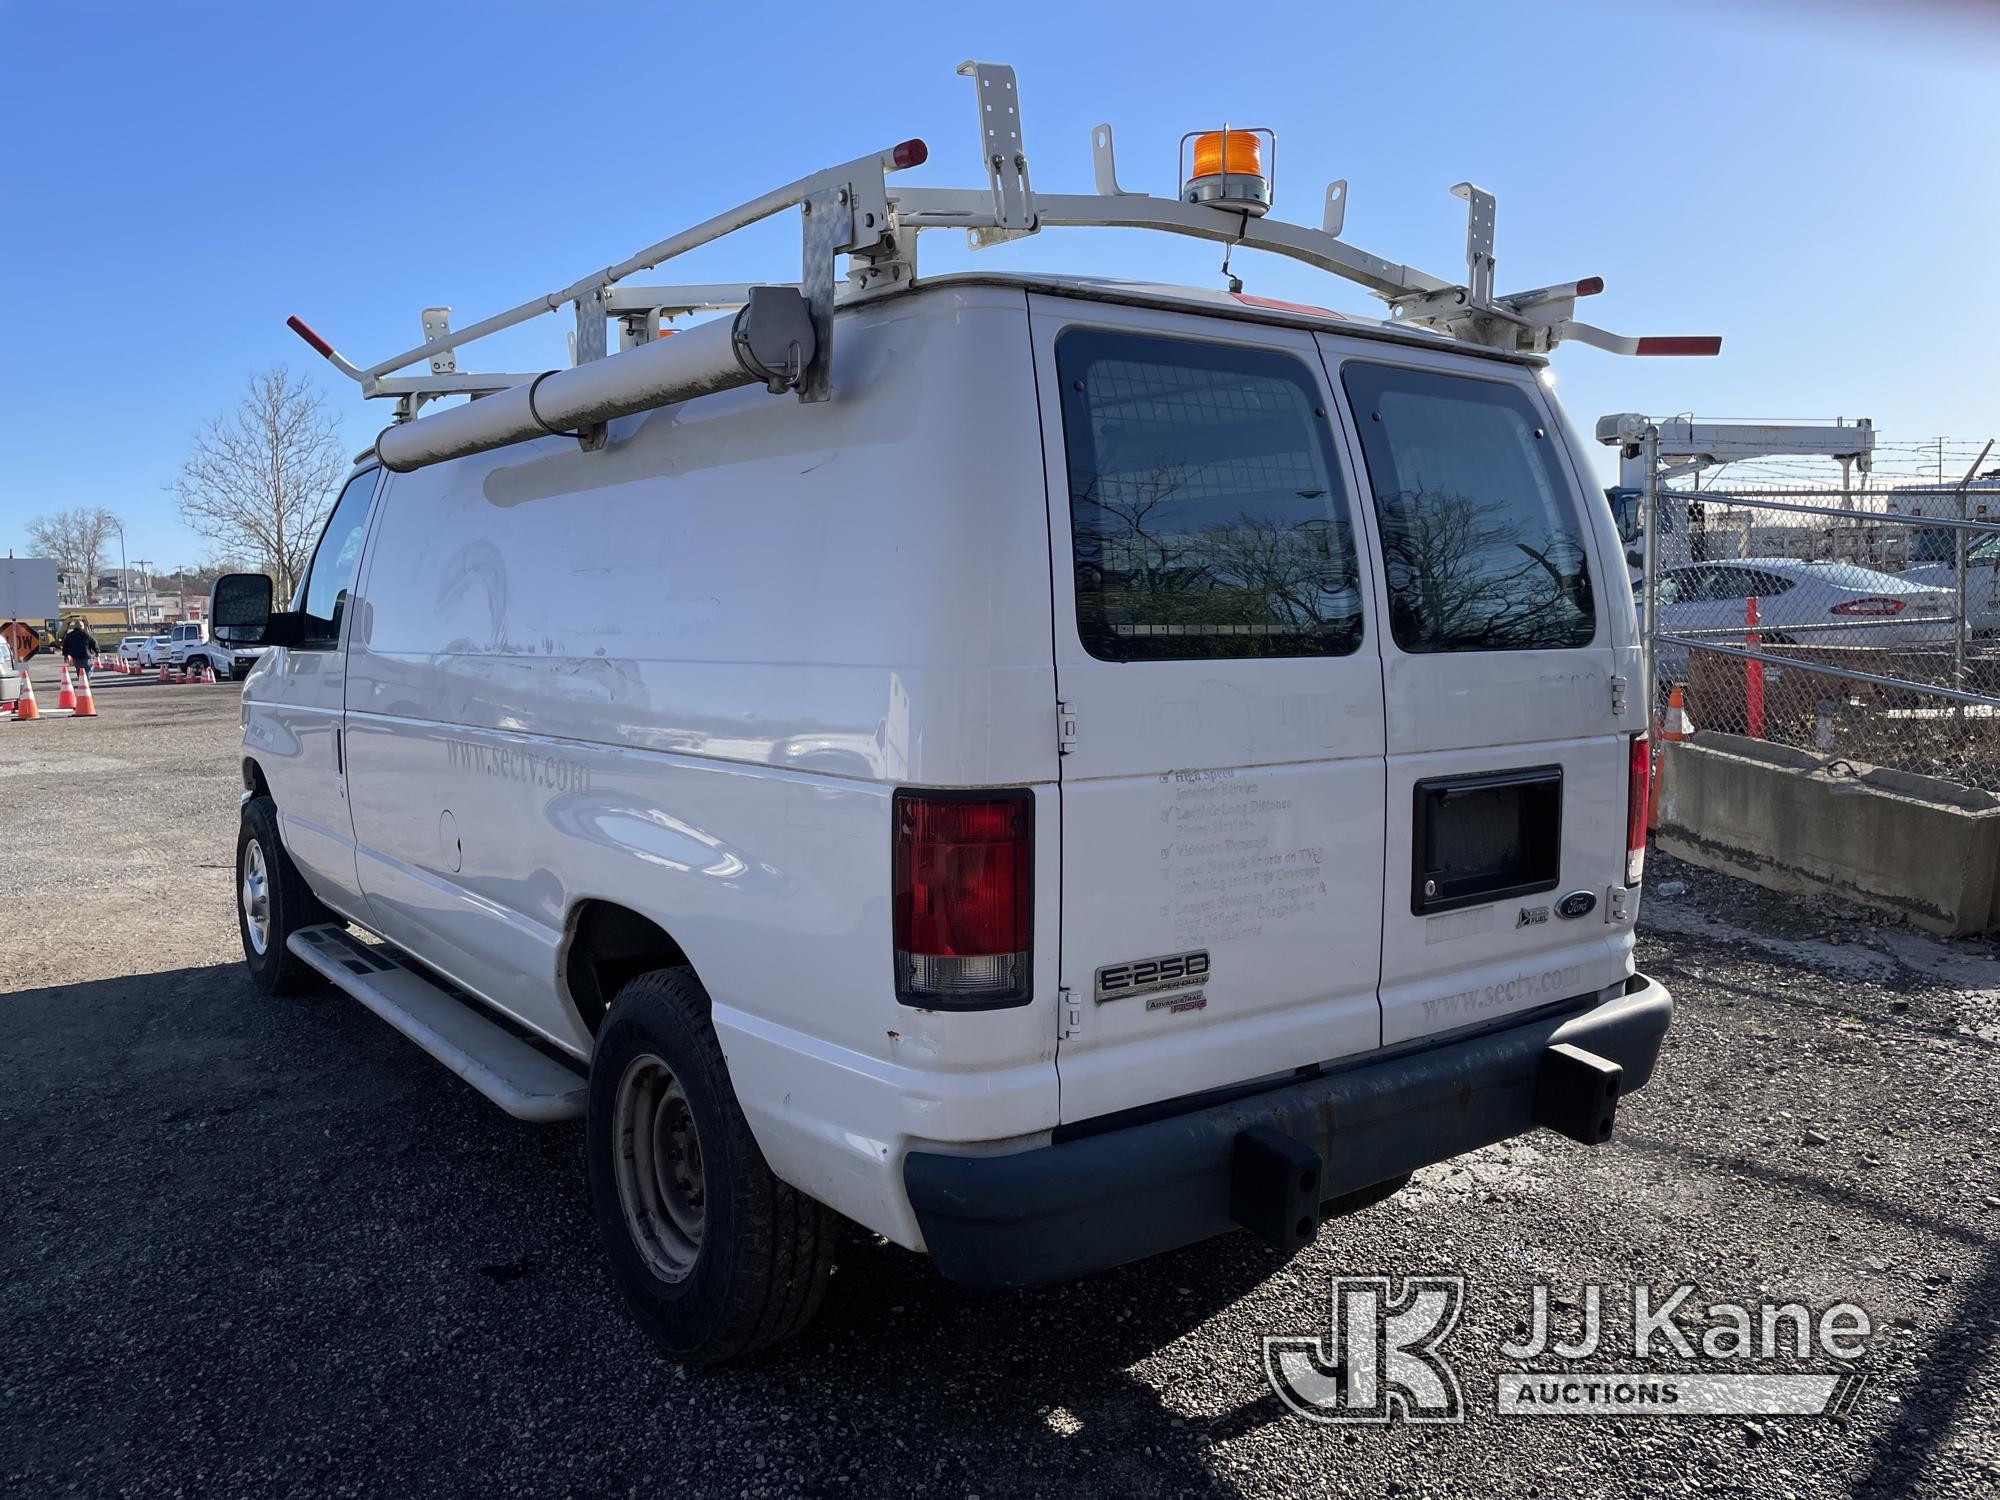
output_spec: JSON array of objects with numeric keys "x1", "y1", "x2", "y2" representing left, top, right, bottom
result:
[
  {"x1": 374, "y1": 288, "x2": 816, "y2": 473},
  {"x1": 361, "y1": 143, "x2": 921, "y2": 383}
]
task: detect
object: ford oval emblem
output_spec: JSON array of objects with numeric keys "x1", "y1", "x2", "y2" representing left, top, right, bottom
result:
[{"x1": 1556, "y1": 890, "x2": 1597, "y2": 920}]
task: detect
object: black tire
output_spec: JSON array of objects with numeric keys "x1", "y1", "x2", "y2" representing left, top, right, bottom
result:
[
  {"x1": 236, "y1": 795, "x2": 331, "y2": 995},
  {"x1": 587, "y1": 967, "x2": 837, "y2": 1363}
]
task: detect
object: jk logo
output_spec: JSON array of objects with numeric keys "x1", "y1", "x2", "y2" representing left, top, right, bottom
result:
[{"x1": 1264, "y1": 1275, "x2": 1466, "y2": 1424}]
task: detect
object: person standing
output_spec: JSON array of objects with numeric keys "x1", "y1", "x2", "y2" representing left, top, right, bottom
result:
[{"x1": 61, "y1": 621, "x2": 99, "y2": 678}]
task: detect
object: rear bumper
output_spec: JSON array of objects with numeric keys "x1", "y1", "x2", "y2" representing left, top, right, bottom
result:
[{"x1": 905, "y1": 975, "x2": 1672, "y2": 1287}]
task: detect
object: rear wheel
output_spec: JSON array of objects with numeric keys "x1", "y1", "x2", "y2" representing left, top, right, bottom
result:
[
  {"x1": 587, "y1": 967, "x2": 836, "y2": 1363},
  {"x1": 236, "y1": 796, "x2": 330, "y2": 995}
]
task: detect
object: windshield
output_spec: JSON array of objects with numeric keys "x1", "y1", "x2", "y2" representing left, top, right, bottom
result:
[{"x1": 1604, "y1": 488, "x2": 1642, "y2": 545}]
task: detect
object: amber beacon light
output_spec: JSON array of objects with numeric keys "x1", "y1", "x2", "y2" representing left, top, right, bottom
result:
[{"x1": 1181, "y1": 127, "x2": 1274, "y2": 215}]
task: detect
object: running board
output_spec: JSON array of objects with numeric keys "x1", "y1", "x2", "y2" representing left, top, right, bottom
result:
[{"x1": 287, "y1": 925, "x2": 586, "y2": 1122}]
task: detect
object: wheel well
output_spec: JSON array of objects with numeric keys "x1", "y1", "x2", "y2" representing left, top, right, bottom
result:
[
  {"x1": 562, "y1": 901, "x2": 691, "y2": 1037},
  {"x1": 242, "y1": 759, "x2": 270, "y2": 799}
]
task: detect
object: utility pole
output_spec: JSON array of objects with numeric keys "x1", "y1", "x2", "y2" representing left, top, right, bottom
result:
[{"x1": 112, "y1": 518, "x2": 130, "y2": 629}]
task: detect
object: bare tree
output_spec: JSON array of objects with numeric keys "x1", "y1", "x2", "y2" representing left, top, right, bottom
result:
[
  {"x1": 173, "y1": 368, "x2": 348, "y2": 600},
  {"x1": 26, "y1": 507, "x2": 120, "y2": 599}
]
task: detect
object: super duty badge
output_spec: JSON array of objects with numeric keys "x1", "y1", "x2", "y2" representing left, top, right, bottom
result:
[{"x1": 1095, "y1": 949, "x2": 1210, "y2": 1003}]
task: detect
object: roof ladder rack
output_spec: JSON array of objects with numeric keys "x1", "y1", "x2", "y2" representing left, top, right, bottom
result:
[{"x1": 288, "y1": 60, "x2": 1720, "y2": 474}]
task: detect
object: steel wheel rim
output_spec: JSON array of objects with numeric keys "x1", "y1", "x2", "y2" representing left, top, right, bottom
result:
[
  {"x1": 612, "y1": 1053, "x2": 707, "y2": 1282},
  {"x1": 241, "y1": 838, "x2": 271, "y2": 956}
]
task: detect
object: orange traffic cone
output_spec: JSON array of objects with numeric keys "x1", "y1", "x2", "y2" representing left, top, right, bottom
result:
[
  {"x1": 202, "y1": 664, "x2": 217, "y2": 684},
  {"x1": 56, "y1": 662, "x2": 76, "y2": 711},
  {"x1": 157, "y1": 661, "x2": 170, "y2": 683},
  {"x1": 1662, "y1": 685, "x2": 1693, "y2": 742},
  {"x1": 71, "y1": 670, "x2": 97, "y2": 718},
  {"x1": 15, "y1": 670, "x2": 39, "y2": 721}
]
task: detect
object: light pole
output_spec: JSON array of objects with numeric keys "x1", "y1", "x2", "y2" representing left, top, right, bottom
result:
[{"x1": 112, "y1": 518, "x2": 130, "y2": 629}]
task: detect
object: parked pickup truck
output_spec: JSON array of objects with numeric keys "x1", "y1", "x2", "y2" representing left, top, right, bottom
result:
[{"x1": 168, "y1": 619, "x2": 267, "y2": 680}]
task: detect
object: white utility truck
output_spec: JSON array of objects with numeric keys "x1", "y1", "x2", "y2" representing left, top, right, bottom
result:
[
  {"x1": 211, "y1": 63, "x2": 1709, "y2": 1362},
  {"x1": 165, "y1": 618, "x2": 265, "y2": 679}
]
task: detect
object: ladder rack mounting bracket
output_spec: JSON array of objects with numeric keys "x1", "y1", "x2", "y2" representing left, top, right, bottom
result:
[
  {"x1": 421, "y1": 308, "x2": 455, "y2": 374},
  {"x1": 957, "y1": 59, "x2": 1037, "y2": 245},
  {"x1": 798, "y1": 188, "x2": 852, "y2": 401}
]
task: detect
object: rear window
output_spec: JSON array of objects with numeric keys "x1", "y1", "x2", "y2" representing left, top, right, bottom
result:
[
  {"x1": 1801, "y1": 562, "x2": 1925, "y2": 592},
  {"x1": 1055, "y1": 329, "x2": 1363, "y2": 662},
  {"x1": 1342, "y1": 363, "x2": 1595, "y2": 652}
]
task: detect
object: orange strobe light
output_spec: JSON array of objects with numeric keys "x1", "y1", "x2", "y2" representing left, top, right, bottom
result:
[{"x1": 1182, "y1": 127, "x2": 1273, "y2": 215}]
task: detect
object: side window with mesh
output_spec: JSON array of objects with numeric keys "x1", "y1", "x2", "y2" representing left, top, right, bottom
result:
[
  {"x1": 1342, "y1": 362, "x2": 1596, "y2": 653},
  {"x1": 1055, "y1": 328, "x2": 1363, "y2": 662}
]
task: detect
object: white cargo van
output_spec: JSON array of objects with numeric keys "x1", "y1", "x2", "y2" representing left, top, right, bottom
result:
[{"x1": 213, "y1": 66, "x2": 1696, "y2": 1361}]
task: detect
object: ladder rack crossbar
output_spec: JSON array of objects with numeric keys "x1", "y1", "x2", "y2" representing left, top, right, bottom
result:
[
  {"x1": 891, "y1": 189, "x2": 1450, "y2": 301},
  {"x1": 357, "y1": 146, "x2": 911, "y2": 384}
]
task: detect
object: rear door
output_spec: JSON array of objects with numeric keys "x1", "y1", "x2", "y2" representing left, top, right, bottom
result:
[
  {"x1": 1032, "y1": 298, "x2": 1387, "y2": 1125},
  {"x1": 1321, "y1": 342, "x2": 1641, "y2": 1047}
]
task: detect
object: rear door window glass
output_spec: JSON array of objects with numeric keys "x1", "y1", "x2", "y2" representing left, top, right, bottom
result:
[
  {"x1": 1055, "y1": 328, "x2": 1363, "y2": 661},
  {"x1": 1341, "y1": 363, "x2": 1595, "y2": 652}
]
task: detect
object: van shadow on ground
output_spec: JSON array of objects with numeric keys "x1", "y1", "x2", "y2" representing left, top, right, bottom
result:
[{"x1": 0, "y1": 962, "x2": 1301, "y2": 1495}]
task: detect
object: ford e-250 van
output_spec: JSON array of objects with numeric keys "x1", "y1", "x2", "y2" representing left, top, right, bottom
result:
[{"x1": 210, "y1": 65, "x2": 1699, "y2": 1362}]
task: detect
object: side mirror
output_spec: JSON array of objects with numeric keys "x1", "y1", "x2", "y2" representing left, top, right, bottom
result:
[{"x1": 210, "y1": 573, "x2": 295, "y2": 647}]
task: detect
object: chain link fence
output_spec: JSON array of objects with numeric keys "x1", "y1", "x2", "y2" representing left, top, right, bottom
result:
[{"x1": 1641, "y1": 475, "x2": 2000, "y2": 794}]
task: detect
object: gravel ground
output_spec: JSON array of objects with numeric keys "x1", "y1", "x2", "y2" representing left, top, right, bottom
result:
[{"x1": 2, "y1": 671, "x2": 1997, "y2": 1497}]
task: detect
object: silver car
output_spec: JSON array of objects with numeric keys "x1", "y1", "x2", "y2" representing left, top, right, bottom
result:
[{"x1": 1648, "y1": 558, "x2": 1957, "y2": 681}]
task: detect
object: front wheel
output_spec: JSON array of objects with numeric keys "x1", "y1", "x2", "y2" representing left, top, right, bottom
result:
[
  {"x1": 587, "y1": 967, "x2": 837, "y2": 1363},
  {"x1": 236, "y1": 796, "x2": 330, "y2": 995}
]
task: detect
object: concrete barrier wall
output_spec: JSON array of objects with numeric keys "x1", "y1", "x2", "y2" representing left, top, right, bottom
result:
[{"x1": 1654, "y1": 734, "x2": 2000, "y2": 936}]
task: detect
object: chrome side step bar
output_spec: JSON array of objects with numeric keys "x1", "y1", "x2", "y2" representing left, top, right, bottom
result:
[{"x1": 287, "y1": 925, "x2": 586, "y2": 1122}]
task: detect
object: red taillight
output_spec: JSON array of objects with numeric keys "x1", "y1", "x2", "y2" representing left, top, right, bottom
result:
[
  {"x1": 1626, "y1": 733, "x2": 1650, "y2": 887},
  {"x1": 890, "y1": 137, "x2": 929, "y2": 170},
  {"x1": 1575, "y1": 276, "x2": 1605, "y2": 297},
  {"x1": 893, "y1": 790, "x2": 1032, "y2": 1007},
  {"x1": 1829, "y1": 596, "x2": 1906, "y2": 617}
]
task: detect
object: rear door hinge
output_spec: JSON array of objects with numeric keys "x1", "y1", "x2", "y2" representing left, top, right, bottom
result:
[
  {"x1": 1058, "y1": 985, "x2": 1082, "y2": 1039},
  {"x1": 1057, "y1": 700, "x2": 1079, "y2": 756},
  {"x1": 1609, "y1": 674, "x2": 1629, "y2": 716}
]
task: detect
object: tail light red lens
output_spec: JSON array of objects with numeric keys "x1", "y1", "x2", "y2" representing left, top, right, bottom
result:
[
  {"x1": 893, "y1": 789, "x2": 1033, "y2": 1008},
  {"x1": 1829, "y1": 596, "x2": 1906, "y2": 616},
  {"x1": 1626, "y1": 732, "x2": 1650, "y2": 886}
]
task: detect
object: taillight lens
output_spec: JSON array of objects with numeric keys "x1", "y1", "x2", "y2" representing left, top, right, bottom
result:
[
  {"x1": 1626, "y1": 733, "x2": 1650, "y2": 887},
  {"x1": 1829, "y1": 596, "x2": 1906, "y2": 617},
  {"x1": 893, "y1": 790, "x2": 1033, "y2": 1008}
]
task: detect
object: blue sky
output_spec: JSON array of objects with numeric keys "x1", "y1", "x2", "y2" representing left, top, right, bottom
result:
[{"x1": 3, "y1": 0, "x2": 1995, "y2": 569}]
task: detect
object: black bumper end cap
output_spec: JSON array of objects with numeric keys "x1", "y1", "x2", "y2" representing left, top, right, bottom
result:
[{"x1": 1533, "y1": 1041, "x2": 1622, "y2": 1144}]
